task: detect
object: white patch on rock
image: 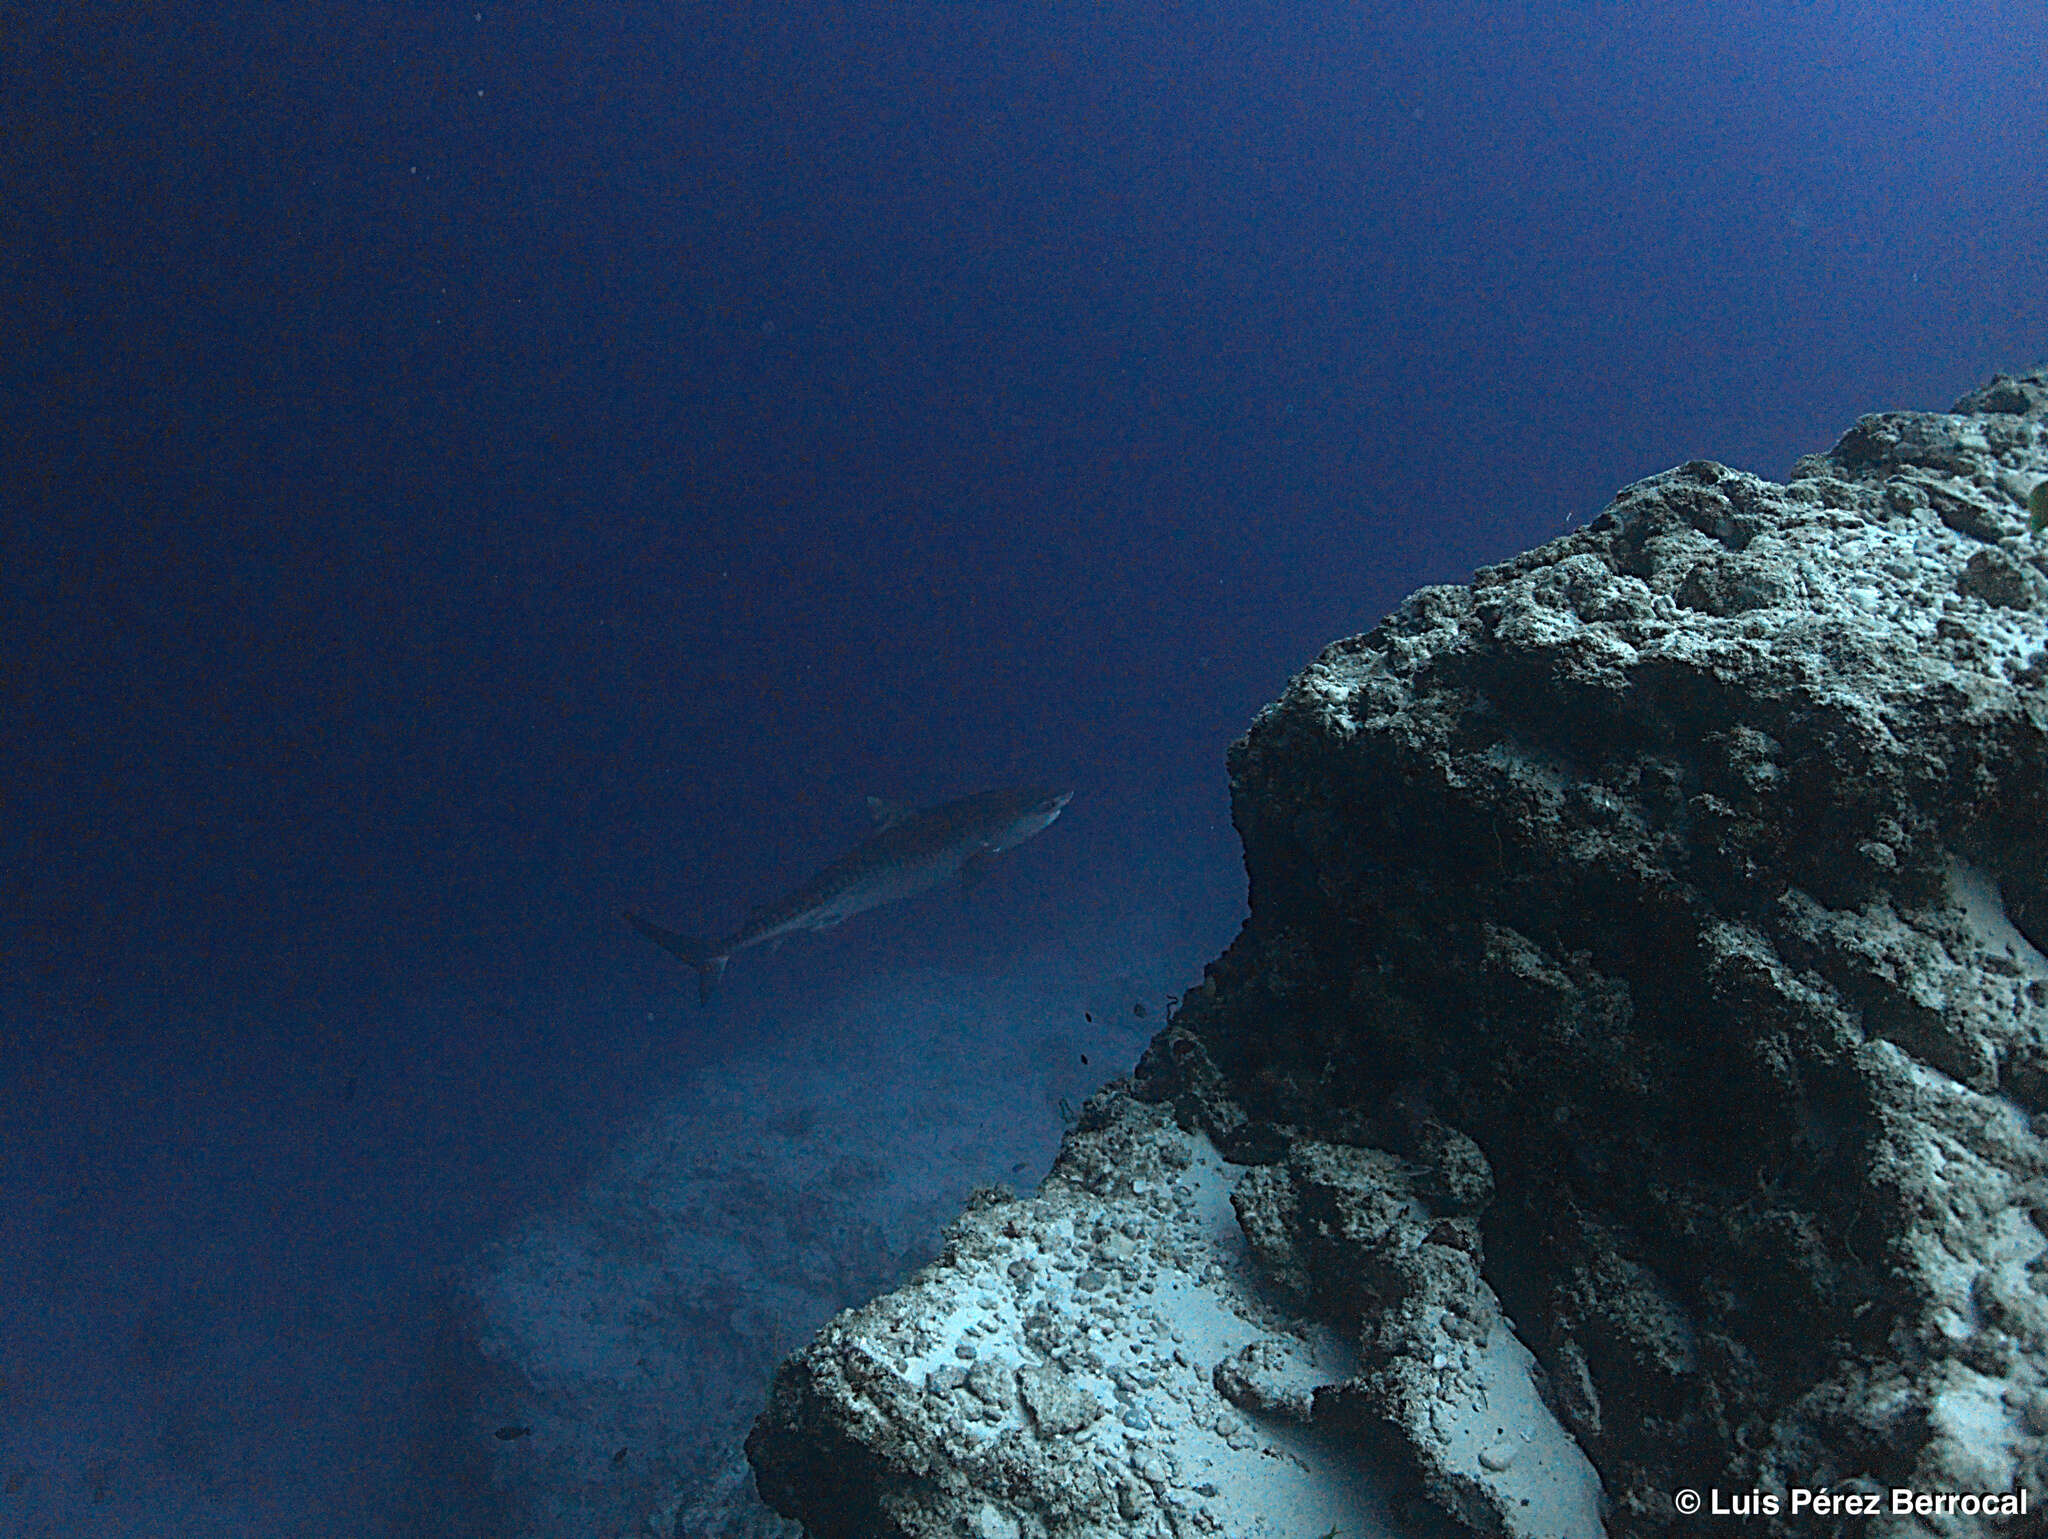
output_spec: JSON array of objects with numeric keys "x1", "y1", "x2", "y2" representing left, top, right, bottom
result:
[{"x1": 751, "y1": 1099, "x2": 1608, "y2": 1538}]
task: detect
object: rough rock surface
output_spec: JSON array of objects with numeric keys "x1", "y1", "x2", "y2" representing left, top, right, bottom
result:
[
  {"x1": 748, "y1": 1090, "x2": 1602, "y2": 1539},
  {"x1": 747, "y1": 369, "x2": 2048, "y2": 1538},
  {"x1": 398, "y1": 963, "x2": 1182, "y2": 1539}
]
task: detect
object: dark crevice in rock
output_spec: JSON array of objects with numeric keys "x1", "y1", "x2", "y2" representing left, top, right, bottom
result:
[{"x1": 754, "y1": 368, "x2": 2048, "y2": 1539}]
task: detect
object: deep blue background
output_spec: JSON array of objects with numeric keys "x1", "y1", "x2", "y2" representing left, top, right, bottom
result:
[{"x1": 3, "y1": 0, "x2": 2043, "y2": 1530}]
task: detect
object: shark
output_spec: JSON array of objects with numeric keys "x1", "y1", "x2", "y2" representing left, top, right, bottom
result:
[{"x1": 624, "y1": 785, "x2": 1072, "y2": 1003}]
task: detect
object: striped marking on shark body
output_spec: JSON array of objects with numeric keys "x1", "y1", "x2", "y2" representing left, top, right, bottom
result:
[{"x1": 624, "y1": 785, "x2": 1072, "y2": 1003}]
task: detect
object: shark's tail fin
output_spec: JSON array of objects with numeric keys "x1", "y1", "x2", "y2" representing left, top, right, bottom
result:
[{"x1": 622, "y1": 911, "x2": 730, "y2": 1006}]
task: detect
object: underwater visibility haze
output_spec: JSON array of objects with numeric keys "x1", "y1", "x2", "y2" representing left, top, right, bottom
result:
[{"x1": 2, "y1": 0, "x2": 2042, "y2": 1532}]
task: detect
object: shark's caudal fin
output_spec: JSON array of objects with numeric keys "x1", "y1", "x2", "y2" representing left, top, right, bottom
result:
[{"x1": 622, "y1": 911, "x2": 730, "y2": 1006}]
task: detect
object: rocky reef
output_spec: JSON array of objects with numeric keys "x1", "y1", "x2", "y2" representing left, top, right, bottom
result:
[
  {"x1": 399, "y1": 964, "x2": 1186, "y2": 1539},
  {"x1": 747, "y1": 369, "x2": 2048, "y2": 1538}
]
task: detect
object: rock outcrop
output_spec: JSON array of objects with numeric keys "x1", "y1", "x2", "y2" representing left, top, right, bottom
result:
[
  {"x1": 400, "y1": 965, "x2": 1185, "y2": 1539},
  {"x1": 748, "y1": 369, "x2": 2048, "y2": 1537}
]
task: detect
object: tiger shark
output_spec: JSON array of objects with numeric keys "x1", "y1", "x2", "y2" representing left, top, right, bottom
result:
[{"x1": 624, "y1": 785, "x2": 1072, "y2": 1003}]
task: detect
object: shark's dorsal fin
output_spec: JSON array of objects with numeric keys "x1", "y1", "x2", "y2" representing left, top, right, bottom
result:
[{"x1": 866, "y1": 796, "x2": 912, "y2": 831}]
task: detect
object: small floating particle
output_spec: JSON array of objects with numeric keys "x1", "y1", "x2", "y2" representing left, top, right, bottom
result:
[
  {"x1": 494, "y1": 1424, "x2": 531, "y2": 1441},
  {"x1": 1132, "y1": 1001, "x2": 1148, "y2": 1018},
  {"x1": 612, "y1": 1446, "x2": 628, "y2": 1466}
]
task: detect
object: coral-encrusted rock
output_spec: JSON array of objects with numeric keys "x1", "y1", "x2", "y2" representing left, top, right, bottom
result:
[
  {"x1": 1139, "y1": 369, "x2": 2048, "y2": 1535},
  {"x1": 747, "y1": 1093, "x2": 1599, "y2": 1538},
  {"x1": 748, "y1": 369, "x2": 2048, "y2": 1539}
]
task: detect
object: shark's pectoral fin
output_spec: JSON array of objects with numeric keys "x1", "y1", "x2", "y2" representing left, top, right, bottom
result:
[
  {"x1": 866, "y1": 796, "x2": 912, "y2": 830},
  {"x1": 958, "y1": 850, "x2": 993, "y2": 891}
]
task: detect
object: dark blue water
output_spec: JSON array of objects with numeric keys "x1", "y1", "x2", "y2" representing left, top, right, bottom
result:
[{"x1": 3, "y1": 0, "x2": 2041, "y2": 1531}]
